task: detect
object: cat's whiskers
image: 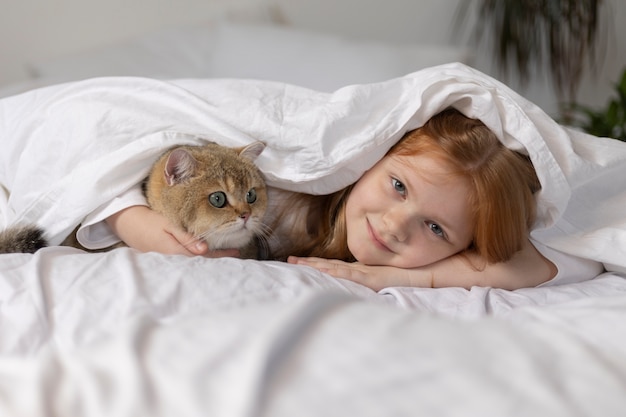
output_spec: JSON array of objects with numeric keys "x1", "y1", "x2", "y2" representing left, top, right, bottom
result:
[
  {"x1": 194, "y1": 224, "x2": 246, "y2": 251},
  {"x1": 187, "y1": 218, "x2": 275, "y2": 257},
  {"x1": 193, "y1": 228, "x2": 217, "y2": 246},
  {"x1": 181, "y1": 233, "x2": 210, "y2": 251},
  {"x1": 254, "y1": 223, "x2": 277, "y2": 259},
  {"x1": 255, "y1": 221, "x2": 275, "y2": 243}
]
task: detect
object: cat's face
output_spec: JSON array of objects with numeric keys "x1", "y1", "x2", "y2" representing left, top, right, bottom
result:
[
  {"x1": 184, "y1": 167, "x2": 268, "y2": 250},
  {"x1": 145, "y1": 141, "x2": 268, "y2": 251}
]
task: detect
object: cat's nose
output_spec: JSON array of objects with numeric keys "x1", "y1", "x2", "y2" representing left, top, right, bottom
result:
[{"x1": 239, "y1": 212, "x2": 250, "y2": 223}]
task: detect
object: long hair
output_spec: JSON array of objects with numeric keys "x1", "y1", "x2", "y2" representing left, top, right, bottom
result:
[
  {"x1": 274, "y1": 184, "x2": 355, "y2": 261},
  {"x1": 391, "y1": 108, "x2": 540, "y2": 263},
  {"x1": 277, "y1": 108, "x2": 540, "y2": 264}
]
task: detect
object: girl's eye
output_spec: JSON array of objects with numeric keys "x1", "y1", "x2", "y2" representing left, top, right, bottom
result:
[
  {"x1": 391, "y1": 178, "x2": 406, "y2": 195},
  {"x1": 209, "y1": 191, "x2": 227, "y2": 208},
  {"x1": 246, "y1": 188, "x2": 257, "y2": 204},
  {"x1": 427, "y1": 221, "x2": 445, "y2": 239}
]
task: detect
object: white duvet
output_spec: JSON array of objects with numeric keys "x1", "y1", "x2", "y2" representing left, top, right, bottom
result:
[
  {"x1": 2, "y1": 63, "x2": 625, "y2": 269},
  {"x1": 1, "y1": 63, "x2": 626, "y2": 416}
]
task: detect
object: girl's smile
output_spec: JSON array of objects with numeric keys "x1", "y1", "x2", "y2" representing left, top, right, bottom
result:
[
  {"x1": 367, "y1": 219, "x2": 393, "y2": 252},
  {"x1": 345, "y1": 152, "x2": 474, "y2": 268}
]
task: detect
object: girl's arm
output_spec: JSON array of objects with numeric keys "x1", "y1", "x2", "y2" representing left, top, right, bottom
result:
[
  {"x1": 106, "y1": 205, "x2": 239, "y2": 257},
  {"x1": 288, "y1": 238, "x2": 557, "y2": 291}
]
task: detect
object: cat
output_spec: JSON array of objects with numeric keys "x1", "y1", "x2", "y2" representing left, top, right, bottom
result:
[
  {"x1": 0, "y1": 141, "x2": 269, "y2": 258},
  {"x1": 144, "y1": 141, "x2": 269, "y2": 258}
]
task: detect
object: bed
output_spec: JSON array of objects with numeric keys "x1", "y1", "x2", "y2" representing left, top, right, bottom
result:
[{"x1": 1, "y1": 8, "x2": 626, "y2": 417}]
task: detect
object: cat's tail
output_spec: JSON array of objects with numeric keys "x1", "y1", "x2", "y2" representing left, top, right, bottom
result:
[{"x1": 0, "y1": 225, "x2": 48, "y2": 254}]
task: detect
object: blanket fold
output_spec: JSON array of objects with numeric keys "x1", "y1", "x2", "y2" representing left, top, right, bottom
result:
[{"x1": 1, "y1": 63, "x2": 625, "y2": 271}]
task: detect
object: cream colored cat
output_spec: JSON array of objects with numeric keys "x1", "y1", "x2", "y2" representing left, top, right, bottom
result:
[
  {"x1": 144, "y1": 141, "x2": 268, "y2": 257},
  {"x1": 0, "y1": 141, "x2": 269, "y2": 258}
]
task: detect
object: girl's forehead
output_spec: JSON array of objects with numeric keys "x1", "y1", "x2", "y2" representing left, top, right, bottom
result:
[{"x1": 387, "y1": 153, "x2": 459, "y2": 182}]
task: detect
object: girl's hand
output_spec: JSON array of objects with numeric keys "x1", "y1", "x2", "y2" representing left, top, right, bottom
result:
[
  {"x1": 287, "y1": 256, "x2": 426, "y2": 291},
  {"x1": 106, "y1": 206, "x2": 240, "y2": 258},
  {"x1": 289, "y1": 238, "x2": 556, "y2": 291}
]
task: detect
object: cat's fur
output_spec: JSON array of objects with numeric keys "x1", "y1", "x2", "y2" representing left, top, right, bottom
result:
[
  {"x1": 0, "y1": 141, "x2": 269, "y2": 258},
  {"x1": 144, "y1": 141, "x2": 268, "y2": 258},
  {"x1": 0, "y1": 225, "x2": 47, "y2": 254}
]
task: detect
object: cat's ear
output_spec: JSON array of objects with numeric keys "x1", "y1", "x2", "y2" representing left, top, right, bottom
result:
[
  {"x1": 164, "y1": 148, "x2": 197, "y2": 186},
  {"x1": 238, "y1": 141, "x2": 265, "y2": 162}
]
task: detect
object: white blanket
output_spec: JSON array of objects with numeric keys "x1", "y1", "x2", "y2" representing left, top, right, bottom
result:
[
  {"x1": 1, "y1": 63, "x2": 625, "y2": 270},
  {"x1": 2, "y1": 63, "x2": 626, "y2": 416}
]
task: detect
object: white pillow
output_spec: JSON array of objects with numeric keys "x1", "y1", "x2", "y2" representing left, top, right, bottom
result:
[
  {"x1": 29, "y1": 25, "x2": 217, "y2": 82},
  {"x1": 210, "y1": 22, "x2": 473, "y2": 91},
  {"x1": 27, "y1": 4, "x2": 276, "y2": 83}
]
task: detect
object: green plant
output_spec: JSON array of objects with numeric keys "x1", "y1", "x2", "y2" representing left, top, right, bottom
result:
[
  {"x1": 565, "y1": 68, "x2": 626, "y2": 141},
  {"x1": 456, "y1": 0, "x2": 607, "y2": 106}
]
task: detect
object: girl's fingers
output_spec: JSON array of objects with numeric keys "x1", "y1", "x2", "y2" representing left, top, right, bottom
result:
[
  {"x1": 288, "y1": 256, "x2": 347, "y2": 266},
  {"x1": 166, "y1": 226, "x2": 240, "y2": 258},
  {"x1": 288, "y1": 256, "x2": 365, "y2": 279}
]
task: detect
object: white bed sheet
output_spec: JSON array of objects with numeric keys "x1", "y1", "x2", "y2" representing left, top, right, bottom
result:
[
  {"x1": 2, "y1": 246, "x2": 625, "y2": 356},
  {"x1": 0, "y1": 246, "x2": 626, "y2": 416}
]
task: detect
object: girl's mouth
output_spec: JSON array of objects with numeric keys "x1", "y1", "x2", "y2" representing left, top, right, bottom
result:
[{"x1": 367, "y1": 219, "x2": 392, "y2": 253}]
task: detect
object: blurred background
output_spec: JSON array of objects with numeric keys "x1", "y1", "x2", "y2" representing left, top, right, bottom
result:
[{"x1": 0, "y1": 0, "x2": 624, "y2": 121}]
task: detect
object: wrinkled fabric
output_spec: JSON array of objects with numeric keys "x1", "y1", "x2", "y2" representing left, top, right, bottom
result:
[
  {"x1": 1, "y1": 63, "x2": 625, "y2": 269},
  {"x1": 2, "y1": 63, "x2": 626, "y2": 416}
]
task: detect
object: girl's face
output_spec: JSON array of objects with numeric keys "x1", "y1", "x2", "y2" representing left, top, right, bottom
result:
[{"x1": 345, "y1": 153, "x2": 474, "y2": 268}]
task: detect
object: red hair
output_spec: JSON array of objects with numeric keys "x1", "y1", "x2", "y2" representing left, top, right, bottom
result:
[
  {"x1": 390, "y1": 108, "x2": 540, "y2": 262},
  {"x1": 273, "y1": 108, "x2": 540, "y2": 264}
]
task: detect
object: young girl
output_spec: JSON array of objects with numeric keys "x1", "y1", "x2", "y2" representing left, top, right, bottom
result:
[
  {"x1": 105, "y1": 109, "x2": 600, "y2": 290},
  {"x1": 274, "y1": 107, "x2": 557, "y2": 290}
]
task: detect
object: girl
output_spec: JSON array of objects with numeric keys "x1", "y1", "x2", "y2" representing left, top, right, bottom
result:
[
  {"x1": 275, "y1": 108, "x2": 557, "y2": 290},
  {"x1": 105, "y1": 109, "x2": 599, "y2": 290}
]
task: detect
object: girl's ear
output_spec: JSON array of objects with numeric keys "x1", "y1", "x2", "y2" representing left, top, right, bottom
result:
[
  {"x1": 164, "y1": 148, "x2": 197, "y2": 186},
  {"x1": 238, "y1": 141, "x2": 266, "y2": 162}
]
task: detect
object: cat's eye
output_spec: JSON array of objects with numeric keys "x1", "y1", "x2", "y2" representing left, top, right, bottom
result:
[
  {"x1": 246, "y1": 188, "x2": 257, "y2": 204},
  {"x1": 209, "y1": 192, "x2": 227, "y2": 208}
]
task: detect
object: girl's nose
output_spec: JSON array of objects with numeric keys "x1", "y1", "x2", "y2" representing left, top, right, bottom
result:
[{"x1": 383, "y1": 207, "x2": 412, "y2": 242}]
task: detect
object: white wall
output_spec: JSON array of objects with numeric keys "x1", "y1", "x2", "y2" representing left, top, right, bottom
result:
[
  {"x1": 1, "y1": 0, "x2": 624, "y2": 116},
  {"x1": 0, "y1": 0, "x2": 264, "y2": 85}
]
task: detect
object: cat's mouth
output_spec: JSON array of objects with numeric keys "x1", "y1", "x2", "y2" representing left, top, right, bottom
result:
[{"x1": 204, "y1": 224, "x2": 257, "y2": 251}]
